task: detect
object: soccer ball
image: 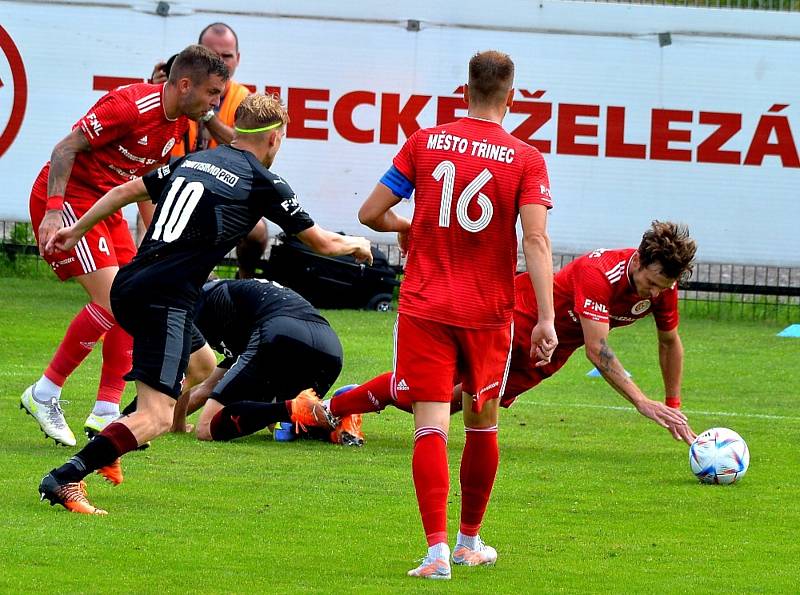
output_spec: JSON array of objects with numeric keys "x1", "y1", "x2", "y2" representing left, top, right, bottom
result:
[{"x1": 689, "y1": 427, "x2": 750, "y2": 484}]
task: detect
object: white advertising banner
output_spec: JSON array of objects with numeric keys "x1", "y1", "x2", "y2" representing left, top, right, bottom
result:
[{"x1": 1, "y1": 0, "x2": 799, "y2": 264}]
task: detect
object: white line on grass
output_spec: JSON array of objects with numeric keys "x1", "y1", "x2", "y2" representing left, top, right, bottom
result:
[{"x1": 520, "y1": 400, "x2": 800, "y2": 422}]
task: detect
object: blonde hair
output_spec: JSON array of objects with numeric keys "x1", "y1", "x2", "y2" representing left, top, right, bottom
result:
[{"x1": 234, "y1": 93, "x2": 290, "y2": 133}]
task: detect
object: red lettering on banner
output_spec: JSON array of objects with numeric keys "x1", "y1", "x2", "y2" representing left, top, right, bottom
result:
[
  {"x1": 605, "y1": 106, "x2": 646, "y2": 159},
  {"x1": 93, "y1": 75, "x2": 144, "y2": 93},
  {"x1": 287, "y1": 87, "x2": 329, "y2": 140},
  {"x1": 380, "y1": 94, "x2": 430, "y2": 144},
  {"x1": 743, "y1": 106, "x2": 800, "y2": 167},
  {"x1": 509, "y1": 100, "x2": 551, "y2": 153},
  {"x1": 557, "y1": 103, "x2": 599, "y2": 156},
  {"x1": 697, "y1": 112, "x2": 741, "y2": 165},
  {"x1": 333, "y1": 91, "x2": 376, "y2": 143},
  {"x1": 85, "y1": 74, "x2": 800, "y2": 169},
  {"x1": 650, "y1": 109, "x2": 692, "y2": 162},
  {"x1": 436, "y1": 95, "x2": 467, "y2": 125}
]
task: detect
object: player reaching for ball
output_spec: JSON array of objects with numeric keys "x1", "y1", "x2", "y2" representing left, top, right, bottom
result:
[{"x1": 326, "y1": 221, "x2": 697, "y2": 445}]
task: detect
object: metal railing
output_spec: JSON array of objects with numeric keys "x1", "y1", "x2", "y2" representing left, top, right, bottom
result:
[{"x1": 3, "y1": 221, "x2": 799, "y2": 322}]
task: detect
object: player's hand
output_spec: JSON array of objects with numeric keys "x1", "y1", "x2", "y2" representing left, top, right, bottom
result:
[
  {"x1": 397, "y1": 230, "x2": 410, "y2": 258},
  {"x1": 44, "y1": 224, "x2": 81, "y2": 255},
  {"x1": 150, "y1": 61, "x2": 168, "y2": 84},
  {"x1": 530, "y1": 320, "x2": 558, "y2": 367},
  {"x1": 39, "y1": 211, "x2": 65, "y2": 255},
  {"x1": 636, "y1": 398, "x2": 695, "y2": 445},
  {"x1": 352, "y1": 237, "x2": 373, "y2": 265}
]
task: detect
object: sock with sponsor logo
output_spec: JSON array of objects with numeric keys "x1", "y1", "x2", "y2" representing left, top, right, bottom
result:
[
  {"x1": 459, "y1": 425, "x2": 499, "y2": 537},
  {"x1": 413, "y1": 427, "x2": 450, "y2": 547},
  {"x1": 94, "y1": 324, "x2": 132, "y2": 410},
  {"x1": 43, "y1": 303, "x2": 115, "y2": 394},
  {"x1": 209, "y1": 401, "x2": 292, "y2": 441},
  {"x1": 327, "y1": 372, "x2": 394, "y2": 417}
]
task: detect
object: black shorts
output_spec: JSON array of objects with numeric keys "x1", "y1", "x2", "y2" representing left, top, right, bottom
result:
[
  {"x1": 112, "y1": 297, "x2": 193, "y2": 399},
  {"x1": 190, "y1": 323, "x2": 207, "y2": 354},
  {"x1": 211, "y1": 316, "x2": 343, "y2": 406}
]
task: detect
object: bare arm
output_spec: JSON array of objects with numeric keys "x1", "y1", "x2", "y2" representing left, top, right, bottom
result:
[
  {"x1": 358, "y1": 183, "x2": 412, "y2": 234},
  {"x1": 37, "y1": 129, "x2": 93, "y2": 252},
  {"x1": 519, "y1": 203, "x2": 557, "y2": 365},
  {"x1": 296, "y1": 224, "x2": 374, "y2": 265},
  {"x1": 580, "y1": 316, "x2": 695, "y2": 444},
  {"x1": 658, "y1": 327, "x2": 684, "y2": 404},
  {"x1": 45, "y1": 178, "x2": 150, "y2": 255},
  {"x1": 204, "y1": 115, "x2": 235, "y2": 145}
]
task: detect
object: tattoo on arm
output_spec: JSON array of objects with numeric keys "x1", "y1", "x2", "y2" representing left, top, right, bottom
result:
[
  {"x1": 598, "y1": 338, "x2": 615, "y2": 372},
  {"x1": 598, "y1": 338, "x2": 631, "y2": 388}
]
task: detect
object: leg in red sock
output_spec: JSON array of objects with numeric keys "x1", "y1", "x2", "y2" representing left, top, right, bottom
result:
[
  {"x1": 412, "y1": 427, "x2": 450, "y2": 547},
  {"x1": 328, "y1": 372, "x2": 395, "y2": 417},
  {"x1": 44, "y1": 302, "x2": 115, "y2": 388},
  {"x1": 459, "y1": 425, "x2": 499, "y2": 537}
]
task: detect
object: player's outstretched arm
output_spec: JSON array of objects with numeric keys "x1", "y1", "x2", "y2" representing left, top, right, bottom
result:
[
  {"x1": 296, "y1": 224, "x2": 374, "y2": 265},
  {"x1": 520, "y1": 204, "x2": 557, "y2": 365},
  {"x1": 580, "y1": 316, "x2": 695, "y2": 445},
  {"x1": 658, "y1": 327, "x2": 684, "y2": 409},
  {"x1": 38, "y1": 129, "x2": 92, "y2": 253},
  {"x1": 45, "y1": 178, "x2": 150, "y2": 255}
]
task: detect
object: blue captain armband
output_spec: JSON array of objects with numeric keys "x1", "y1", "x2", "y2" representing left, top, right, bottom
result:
[{"x1": 380, "y1": 165, "x2": 415, "y2": 199}]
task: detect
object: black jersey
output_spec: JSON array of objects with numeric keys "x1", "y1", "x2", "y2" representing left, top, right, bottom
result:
[
  {"x1": 114, "y1": 145, "x2": 314, "y2": 308},
  {"x1": 195, "y1": 278, "x2": 330, "y2": 362}
]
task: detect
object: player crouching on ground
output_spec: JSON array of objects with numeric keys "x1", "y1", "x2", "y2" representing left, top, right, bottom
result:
[
  {"x1": 326, "y1": 221, "x2": 697, "y2": 445},
  {"x1": 38, "y1": 93, "x2": 373, "y2": 515},
  {"x1": 169, "y1": 278, "x2": 352, "y2": 443}
]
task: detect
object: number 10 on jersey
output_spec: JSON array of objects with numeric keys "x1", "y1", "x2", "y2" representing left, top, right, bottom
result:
[{"x1": 152, "y1": 176, "x2": 205, "y2": 242}]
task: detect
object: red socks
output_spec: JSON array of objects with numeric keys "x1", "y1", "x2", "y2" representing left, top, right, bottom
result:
[
  {"x1": 329, "y1": 372, "x2": 395, "y2": 417},
  {"x1": 45, "y1": 302, "x2": 114, "y2": 386},
  {"x1": 412, "y1": 427, "x2": 450, "y2": 546},
  {"x1": 459, "y1": 426, "x2": 499, "y2": 537},
  {"x1": 96, "y1": 324, "x2": 132, "y2": 405}
]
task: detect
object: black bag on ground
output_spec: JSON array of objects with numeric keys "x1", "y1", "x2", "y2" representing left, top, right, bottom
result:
[{"x1": 263, "y1": 233, "x2": 400, "y2": 311}]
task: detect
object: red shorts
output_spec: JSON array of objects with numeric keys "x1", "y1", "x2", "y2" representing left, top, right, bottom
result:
[
  {"x1": 393, "y1": 313, "x2": 513, "y2": 412},
  {"x1": 30, "y1": 174, "x2": 136, "y2": 281},
  {"x1": 500, "y1": 309, "x2": 580, "y2": 407}
]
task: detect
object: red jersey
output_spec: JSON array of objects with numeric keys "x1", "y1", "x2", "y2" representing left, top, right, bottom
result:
[
  {"x1": 36, "y1": 83, "x2": 189, "y2": 201},
  {"x1": 515, "y1": 248, "x2": 679, "y2": 349},
  {"x1": 393, "y1": 117, "x2": 552, "y2": 329}
]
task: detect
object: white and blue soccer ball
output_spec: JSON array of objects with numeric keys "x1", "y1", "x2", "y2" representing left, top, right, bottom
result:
[{"x1": 689, "y1": 427, "x2": 750, "y2": 485}]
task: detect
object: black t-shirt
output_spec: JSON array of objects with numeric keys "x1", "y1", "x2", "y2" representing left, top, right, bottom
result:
[
  {"x1": 194, "y1": 278, "x2": 330, "y2": 366},
  {"x1": 114, "y1": 145, "x2": 314, "y2": 308}
]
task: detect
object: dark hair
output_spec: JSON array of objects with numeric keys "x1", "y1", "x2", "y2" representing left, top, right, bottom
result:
[
  {"x1": 168, "y1": 44, "x2": 229, "y2": 85},
  {"x1": 638, "y1": 220, "x2": 697, "y2": 281},
  {"x1": 198, "y1": 22, "x2": 239, "y2": 52},
  {"x1": 468, "y1": 50, "x2": 515, "y2": 106}
]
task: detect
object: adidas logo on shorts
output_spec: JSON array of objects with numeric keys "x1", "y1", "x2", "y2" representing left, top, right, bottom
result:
[{"x1": 396, "y1": 378, "x2": 410, "y2": 391}]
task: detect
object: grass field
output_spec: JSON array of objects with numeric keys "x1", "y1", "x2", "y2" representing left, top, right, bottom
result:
[{"x1": 1, "y1": 277, "x2": 799, "y2": 593}]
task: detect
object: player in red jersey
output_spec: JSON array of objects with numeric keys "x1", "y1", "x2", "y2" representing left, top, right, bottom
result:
[
  {"x1": 21, "y1": 45, "x2": 228, "y2": 447},
  {"x1": 326, "y1": 221, "x2": 696, "y2": 444},
  {"x1": 358, "y1": 51, "x2": 558, "y2": 579}
]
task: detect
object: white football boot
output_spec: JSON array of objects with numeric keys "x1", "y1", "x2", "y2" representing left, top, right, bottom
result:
[
  {"x1": 407, "y1": 554, "x2": 451, "y2": 580},
  {"x1": 84, "y1": 411, "x2": 119, "y2": 439},
  {"x1": 20, "y1": 385, "x2": 76, "y2": 447},
  {"x1": 452, "y1": 536, "x2": 498, "y2": 566}
]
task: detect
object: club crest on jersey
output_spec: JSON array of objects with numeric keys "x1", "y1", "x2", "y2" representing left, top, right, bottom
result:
[
  {"x1": 631, "y1": 299, "x2": 651, "y2": 315},
  {"x1": 161, "y1": 138, "x2": 176, "y2": 157}
]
